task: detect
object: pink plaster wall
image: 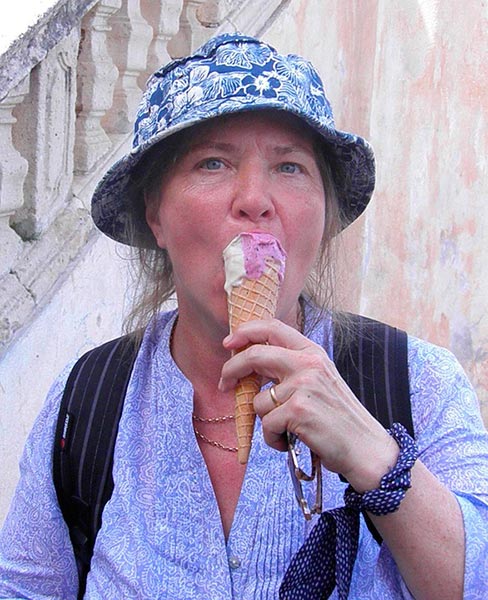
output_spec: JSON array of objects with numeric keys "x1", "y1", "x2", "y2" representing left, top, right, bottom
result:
[{"x1": 267, "y1": 1, "x2": 488, "y2": 425}]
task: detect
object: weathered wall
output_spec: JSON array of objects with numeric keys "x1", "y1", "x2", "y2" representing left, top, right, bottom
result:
[
  {"x1": 1, "y1": 0, "x2": 486, "y2": 525},
  {"x1": 266, "y1": 0, "x2": 488, "y2": 423},
  {"x1": 0, "y1": 236, "x2": 131, "y2": 522}
]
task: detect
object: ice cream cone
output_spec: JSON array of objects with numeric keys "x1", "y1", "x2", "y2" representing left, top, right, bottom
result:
[
  {"x1": 228, "y1": 261, "x2": 281, "y2": 463},
  {"x1": 223, "y1": 233, "x2": 286, "y2": 464}
]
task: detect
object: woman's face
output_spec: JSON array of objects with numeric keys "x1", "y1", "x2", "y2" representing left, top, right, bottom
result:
[{"x1": 146, "y1": 111, "x2": 326, "y2": 331}]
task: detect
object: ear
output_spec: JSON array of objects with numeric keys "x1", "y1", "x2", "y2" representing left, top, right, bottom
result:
[{"x1": 145, "y1": 197, "x2": 167, "y2": 249}]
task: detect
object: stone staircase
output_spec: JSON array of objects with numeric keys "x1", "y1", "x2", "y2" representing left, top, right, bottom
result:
[{"x1": 0, "y1": 0, "x2": 290, "y2": 355}]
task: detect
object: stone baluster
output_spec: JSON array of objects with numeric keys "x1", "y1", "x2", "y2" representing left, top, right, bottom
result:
[
  {"x1": 11, "y1": 29, "x2": 79, "y2": 240},
  {"x1": 74, "y1": 0, "x2": 122, "y2": 175},
  {"x1": 197, "y1": 0, "x2": 234, "y2": 28},
  {"x1": 140, "y1": 0, "x2": 184, "y2": 82},
  {"x1": 0, "y1": 77, "x2": 29, "y2": 277},
  {"x1": 103, "y1": 0, "x2": 153, "y2": 134},
  {"x1": 168, "y1": 0, "x2": 209, "y2": 57}
]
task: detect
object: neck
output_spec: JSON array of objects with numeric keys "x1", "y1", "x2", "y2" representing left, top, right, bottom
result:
[{"x1": 171, "y1": 310, "x2": 230, "y2": 399}]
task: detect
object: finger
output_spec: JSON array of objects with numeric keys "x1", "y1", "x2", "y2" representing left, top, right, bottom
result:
[
  {"x1": 220, "y1": 337, "x2": 341, "y2": 395},
  {"x1": 254, "y1": 383, "x2": 288, "y2": 417},
  {"x1": 260, "y1": 404, "x2": 289, "y2": 452},
  {"x1": 219, "y1": 344, "x2": 300, "y2": 392},
  {"x1": 223, "y1": 318, "x2": 310, "y2": 352},
  {"x1": 269, "y1": 384, "x2": 281, "y2": 408}
]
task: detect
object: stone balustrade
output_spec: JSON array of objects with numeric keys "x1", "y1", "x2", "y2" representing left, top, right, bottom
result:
[{"x1": 0, "y1": 0, "x2": 289, "y2": 355}]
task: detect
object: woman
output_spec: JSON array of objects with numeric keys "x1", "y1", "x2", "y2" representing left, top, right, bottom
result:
[{"x1": 0, "y1": 33, "x2": 487, "y2": 599}]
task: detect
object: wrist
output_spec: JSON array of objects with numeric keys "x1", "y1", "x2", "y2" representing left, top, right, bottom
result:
[
  {"x1": 342, "y1": 430, "x2": 400, "y2": 493},
  {"x1": 343, "y1": 423, "x2": 419, "y2": 516}
]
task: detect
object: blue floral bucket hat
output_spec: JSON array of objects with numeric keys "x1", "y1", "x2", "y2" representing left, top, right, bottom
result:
[{"x1": 92, "y1": 33, "x2": 375, "y2": 247}]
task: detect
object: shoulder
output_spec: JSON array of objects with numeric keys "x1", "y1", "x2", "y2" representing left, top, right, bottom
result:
[
  {"x1": 406, "y1": 334, "x2": 479, "y2": 419},
  {"x1": 70, "y1": 308, "x2": 177, "y2": 364},
  {"x1": 406, "y1": 335, "x2": 486, "y2": 448},
  {"x1": 407, "y1": 335, "x2": 468, "y2": 391}
]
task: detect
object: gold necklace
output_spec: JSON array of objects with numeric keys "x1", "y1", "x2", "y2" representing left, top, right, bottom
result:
[
  {"x1": 193, "y1": 426, "x2": 238, "y2": 452},
  {"x1": 192, "y1": 414, "x2": 235, "y2": 423},
  {"x1": 192, "y1": 413, "x2": 237, "y2": 452}
]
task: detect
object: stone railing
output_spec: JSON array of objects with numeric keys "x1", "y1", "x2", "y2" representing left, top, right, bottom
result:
[{"x1": 0, "y1": 0, "x2": 290, "y2": 355}]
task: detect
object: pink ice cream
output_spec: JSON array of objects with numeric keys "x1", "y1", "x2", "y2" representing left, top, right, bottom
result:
[{"x1": 223, "y1": 232, "x2": 287, "y2": 294}]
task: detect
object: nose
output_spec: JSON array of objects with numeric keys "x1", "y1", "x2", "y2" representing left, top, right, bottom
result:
[{"x1": 231, "y1": 162, "x2": 276, "y2": 223}]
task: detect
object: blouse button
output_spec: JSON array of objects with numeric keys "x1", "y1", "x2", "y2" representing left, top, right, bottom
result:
[{"x1": 229, "y1": 555, "x2": 241, "y2": 569}]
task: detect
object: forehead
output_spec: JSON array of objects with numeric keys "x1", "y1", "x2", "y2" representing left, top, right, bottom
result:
[{"x1": 184, "y1": 110, "x2": 318, "y2": 150}]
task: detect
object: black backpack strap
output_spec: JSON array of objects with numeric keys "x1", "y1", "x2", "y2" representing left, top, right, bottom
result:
[
  {"x1": 333, "y1": 314, "x2": 413, "y2": 436},
  {"x1": 53, "y1": 334, "x2": 141, "y2": 599},
  {"x1": 332, "y1": 313, "x2": 413, "y2": 543}
]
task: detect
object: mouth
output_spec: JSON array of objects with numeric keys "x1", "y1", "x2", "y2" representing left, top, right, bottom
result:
[{"x1": 223, "y1": 229, "x2": 283, "y2": 249}]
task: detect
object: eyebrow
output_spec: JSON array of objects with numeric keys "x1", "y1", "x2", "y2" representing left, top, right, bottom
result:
[
  {"x1": 272, "y1": 144, "x2": 314, "y2": 156},
  {"x1": 186, "y1": 141, "x2": 314, "y2": 155},
  {"x1": 187, "y1": 141, "x2": 235, "y2": 153}
]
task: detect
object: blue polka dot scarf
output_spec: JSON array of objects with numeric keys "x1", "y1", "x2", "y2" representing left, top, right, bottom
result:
[{"x1": 279, "y1": 507, "x2": 360, "y2": 599}]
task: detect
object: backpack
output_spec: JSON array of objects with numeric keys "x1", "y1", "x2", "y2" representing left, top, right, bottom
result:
[{"x1": 53, "y1": 314, "x2": 413, "y2": 598}]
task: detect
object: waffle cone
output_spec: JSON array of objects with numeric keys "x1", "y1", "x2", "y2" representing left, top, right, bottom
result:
[{"x1": 227, "y1": 259, "x2": 281, "y2": 464}]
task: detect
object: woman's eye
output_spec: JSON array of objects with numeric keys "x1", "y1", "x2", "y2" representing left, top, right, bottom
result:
[
  {"x1": 279, "y1": 162, "x2": 301, "y2": 174},
  {"x1": 200, "y1": 158, "x2": 224, "y2": 171}
]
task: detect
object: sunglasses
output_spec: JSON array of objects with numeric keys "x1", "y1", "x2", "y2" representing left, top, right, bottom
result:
[{"x1": 287, "y1": 432, "x2": 322, "y2": 519}]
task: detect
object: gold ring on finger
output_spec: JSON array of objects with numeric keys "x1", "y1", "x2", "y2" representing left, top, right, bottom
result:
[{"x1": 269, "y1": 385, "x2": 282, "y2": 408}]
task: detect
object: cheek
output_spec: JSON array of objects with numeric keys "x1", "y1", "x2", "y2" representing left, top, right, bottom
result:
[
  {"x1": 292, "y1": 197, "x2": 325, "y2": 246},
  {"x1": 283, "y1": 207, "x2": 324, "y2": 277},
  {"x1": 156, "y1": 210, "x2": 225, "y2": 276},
  {"x1": 291, "y1": 207, "x2": 325, "y2": 282}
]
